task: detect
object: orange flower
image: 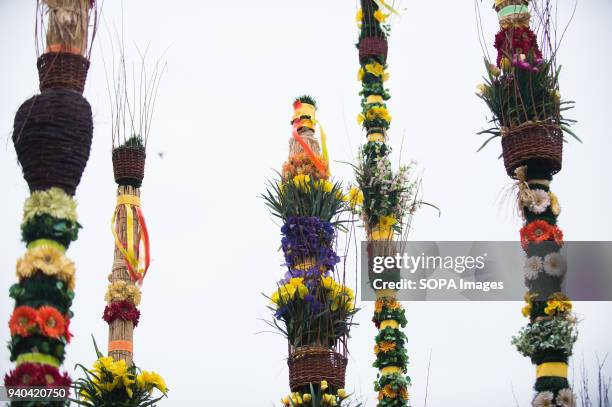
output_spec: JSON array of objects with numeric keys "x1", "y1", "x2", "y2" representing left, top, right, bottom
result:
[
  {"x1": 399, "y1": 387, "x2": 409, "y2": 400},
  {"x1": 377, "y1": 341, "x2": 396, "y2": 353},
  {"x1": 520, "y1": 220, "x2": 563, "y2": 249},
  {"x1": 381, "y1": 384, "x2": 397, "y2": 398},
  {"x1": 36, "y1": 306, "x2": 65, "y2": 338},
  {"x1": 9, "y1": 306, "x2": 37, "y2": 336},
  {"x1": 374, "y1": 299, "x2": 384, "y2": 313}
]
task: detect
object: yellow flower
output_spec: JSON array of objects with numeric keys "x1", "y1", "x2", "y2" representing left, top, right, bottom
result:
[
  {"x1": 487, "y1": 63, "x2": 501, "y2": 77},
  {"x1": 291, "y1": 392, "x2": 303, "y2": 405},
  {"x1": 378, "y1": 215, "x2": 396, "y2": 230},
  {"x1": 281, "y1": 396, "x2": 290, "y2": 406},
  {"x1": 544, "y1": 293, "x2": 572, "y2": 316},
  {"x1": 137, "y1": 371, "x2": 167, "y2": 394},
  {"x1": 345, "y1": 187, "x2": 364, "y2": 208},
  {"x1": 293, "y1": 174, "x2": 311, "y2": 191},
  {"x1": 278, "y1": 283, "x2": 297, "y2": 303},
  {"x1": 521, "y1": 292, "x2": 538, "y2": 318},
  {"x1": 303, "y1": 393, "x2": 312, "y2": 402},
  {"x1": 16, "y1": 245, "x2": 76, "y2": 289},
  {"x1": 270, "y1": 290, "x2": 280, "y2": 305},
  {"x1": 476, "y1": 83, "x2": 488, "y2": 96},
  {"x1": 366, "y1": 106, "x2": 391, "y2": 123},
  {"x1": 355, "y1": 8, "x2": 363, "y2": 24},
  {"x1": 22, "y1": 187, "x2": 78, "y2": 224},
  {"x1": 381, "y1": 384, "x2": 397, "y2": 398},
  {"x1": 365, "y1": 62, "x2": 385, "y2": 78},
  {"x1": 357, "y1": 67, "x2": 364, "y2": 81},
  {"x1": 374, "y1": 10, "x2": 387, "y2": 22},
  {"x1": 321, "y1": 276, "x2": 334, "y2": 290},
  {"x1": 553, "y1": 90, "x2": 561, "y2": 104},
  {"x1": 549, "y1": 192, "x2": 561, "y2": 216},
  {"x1": 320, "y1": 380, "x2": 328, "y2": 391},
  {"x1": 322, "y1": 394, "x2": 337, "y2": 406},
  {"x1": 105, "y1": 281, "x2": 142, "y2": 305},
  {"x1": 357, "y1": 113, "x2": 365, "y2": 125},
  {"x1": 337, "y1": 389, "x2": 347, "y2": 399}
]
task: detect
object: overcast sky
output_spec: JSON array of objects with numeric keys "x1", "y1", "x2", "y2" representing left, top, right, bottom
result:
[{"x1": 0, "y1": 1, "x2": 611, "y2": 406}]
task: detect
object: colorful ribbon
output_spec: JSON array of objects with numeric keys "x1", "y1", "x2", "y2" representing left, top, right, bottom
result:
[
  {"x1": 536, "y1": 362, "x2": 568, "y2": 378},
  {"x1": 111, "y1": 194, "x2": 151, "y2": 284},
  {"x1": 108, "y1": 340, "x2": 134, "y2": 353},
  {"x1": 291, "y1": 121, "x2": 327, "y2": 174},
  {"x1": 374, "y1": 0, "x2": 400, "y2": 15},
  {"x1": 16, "y1": 352, "x2": 60, "y2": 368}
]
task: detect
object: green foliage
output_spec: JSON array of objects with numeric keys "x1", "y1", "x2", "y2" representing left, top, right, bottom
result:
[
  {"x1": 262, "y1": 175, "x2": 349, "y2": 228},
  {"x1": 373, "y1": 327, "x2": 408, "y2": 370},
  {"x1": 119, "y1": 134, "x2": 145, "y2": 149},
  {"x1": 9, "y1": 275, "x2": 74, "y2": 315},
  {"x1": 9, "y1": 335, "x2": 66, "y2": 363},
  {"x1": 512, "y1": 317, "x2": 578, "y2": 358},
  {"x1": 294, "y1": 95, "x2": 317, "y2": 107},
  {"x1": 373, "y1": 307, "x2": 407, "y2": 328},
  {"x1": 21, "y1": 214, "x2": 81, "y2": 249},
  {"x1": 477, "y1": 59, "x2": 578, "y2": 151}
]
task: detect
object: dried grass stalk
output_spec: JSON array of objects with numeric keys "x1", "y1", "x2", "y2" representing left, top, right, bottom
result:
[{"x1": 289, "y1": 128, "x2": 322, "y2": 156}]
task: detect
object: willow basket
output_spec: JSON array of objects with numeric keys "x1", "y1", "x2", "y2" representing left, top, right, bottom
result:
[
  {"x1": 359, "y1": 37, "x2": 388, "y2": 63},
  {"x1": 288, "y1": 346, "x2": 347, "y2": 392},
  {"x1": 501, "y1": 123, "x2": 563, "y2": 178},
  {"x1": 13, "y1": 89, "x2": 93, "y2": 196},
  {"x1": 112, "y1": 146, "x2": 146, "y2": 187},
  {"x1": 38, "y1": 52, "x2": 90, "y2": 94}
]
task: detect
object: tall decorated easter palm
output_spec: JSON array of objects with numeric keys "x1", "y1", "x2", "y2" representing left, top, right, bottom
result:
[
  {"x1": 5, "y1": 1, "x2": 97, "y2": 401},
  {"x1": 264, "y1": 97, "x2": 360, "y2": 406},
  {"x1": 352, "y1": 1, "x2": 426, "y2": 405},
  {"x1": 476, "y1": 1, "x2": 579, "y2": 405}
]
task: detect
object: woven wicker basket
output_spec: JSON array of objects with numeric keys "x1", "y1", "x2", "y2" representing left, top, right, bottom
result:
[
  {"x1": 112, "y1": 146, "x2": 146, "y2": 187},
  {"x1": 288, "y1": 346, "x2": 347, "y2": 392},
  {"x1": 38, "y1": 52, "x2": 90, "y2": 94},
  {"x1": 13, "y1": 89, "x2": 93, "y2": 196},
  {"x1": 501, "y1": 123, "x2": 563, "y2": 178},
  {"x1": 359, "y1": 37, "x2": 388, "y2": 63}
]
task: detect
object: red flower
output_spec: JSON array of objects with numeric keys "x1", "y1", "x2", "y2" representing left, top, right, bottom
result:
[
  {"x1": 4, "y1": 363, "x2": 71, "y2": 390},
  {"x1": 9, "y1": 306, "x2": 38, "y2": 337},
  {"x1": 36, "y1": 306, "x2": 66, "y2": 339},
  {"x1": 494, "y1": 27, "x2": 542, "y2": 67},
  {"x1": 102, "y1": 300, "x2": 140, "y2": 327},
  {"x1": 64, "y1": 317, "x2": 73, "y2": 344}
]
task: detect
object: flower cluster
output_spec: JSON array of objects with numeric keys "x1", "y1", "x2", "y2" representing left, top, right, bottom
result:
[
  {"x1": 6, "y1": 189, "x2": 81, "y2": 392},
  {"x1": 9, "y1": 305, "x2": 71, "y2": 340},
  {"x1": 105, "y1": 281, "x2": 142, "y2": 306},
  {"x1": 512, "y1": 317, "x2": 578, "y2": 361},
  {"x1": 375, "y1": 372, "x2": 410, "y2": 406},
  {"x1": 74, "y1": 353, "x2": 167, "y2": 406},
  {"x1": 281, "y1": 381, "x2": 349, "y2": 406},
  {"x1": 16, "y1": 245, "x2": 76, "y2": 290},
  {"x1": 103, "y1": 299, "x2": 141, "y2": 327},
  {"x1": 4, "y1": 362, "x2": 71, "y2": 389},
  {"x1": 520, "y1": 220, "x2": 564, "y2": 250},
  {"x1": 532, "y1": 388, "x2": 576, "y2": 407},
  {"x1": 523, "y1": 252, "x2": 566, "y2": 281},
  {"x1": 281, "y1": 216, "x2": 339, "y2": 270},
  {"x1": 373, "y1": 298, "x2": 407, "y2": 329},
  {"x1": 494, "y1": 26, "x2": 543, "y2": 69},
  {"x1": 283, "y1": 152, "x2": 329, "y2": 181}
]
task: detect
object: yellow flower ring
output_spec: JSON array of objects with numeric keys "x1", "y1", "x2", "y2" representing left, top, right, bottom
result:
[
  {"x1": 22, "y1": 187, "x2": 78, "y2": 224},
  {"x1": 105, "y1": 281, "x2": 142, "y2": 305},
  {"x1": 16, "y1": 245, "x2": 76, "y2": 290}
]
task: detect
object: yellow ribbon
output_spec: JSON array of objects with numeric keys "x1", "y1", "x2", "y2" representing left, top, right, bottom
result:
[
  {"x1": 111, "y1": 194, "x2": 143, "y2": 281},
  {"x1": 381, "y1": 366, "x2": 401, "y2": 375},
  {"x1": 367, "y1": 95, "x2": 385, "y2": 104},
  {"x1": 536, "y1": 362, "x2": 568, "y2": 378},
  {"x1": 117, "y1": 195, "x2": 141, "y2": 206},
  {"x1": 27, "y1": 239, "x2": 66, "y2": 253},
  {"x1": 320, "y1": 124, "x2": 329, "y2": 166},
  {"x1": 375, "y1": 0, "x2": 400, "y2": 15},
  {"x1": 292, "y1": 103, "x2": 317, "y2": 122},
  {"x1": 380, "y1": 320, "x2": 399, "y2": 329},
  {"x1": 16, "y1": 352, "x2": 60, "y2": 367},
  {"x1": 368, "y1": 133, "x2": 385, "y2": 143}
]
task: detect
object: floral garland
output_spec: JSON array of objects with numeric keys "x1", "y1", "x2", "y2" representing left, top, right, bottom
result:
[
  {"x1": 280, "y1": 380, "x2": 348, "y2": 406},
  {"x1": 103, "y1": 299, "x2": 141, "y2": 327},
  {"x1": 513, "y1": 169, "x2": 577, "y2": 405},
  {"x1": 104, "y1": 280, "x2": 142, "y2": 306},
  {"x1": 5, "y1": 189, "x2": 79, "y2": 392},
  {"x1": 355, "y1": 3, "x2": 413, "y2": 406}
]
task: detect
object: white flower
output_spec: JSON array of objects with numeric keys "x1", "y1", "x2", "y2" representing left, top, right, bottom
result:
[
  {"x1": 556, "y1": 388, "x2": 576, "y2": 407},
  {"x1": 543, "y1": 252, "x2": 566, "y2": 278},
  {"x1": 526, "y1": 189, "x2": 551, "y2": 214},
  {"x1": 532, "y1": 391, "x2": 554, "y2": 407},
  {"x1": 524, "y1": 256, "x2": 543, "y2": 280}
]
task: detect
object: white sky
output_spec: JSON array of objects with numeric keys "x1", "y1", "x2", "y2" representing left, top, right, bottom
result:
[{"x1": 0, "y1": 1, "x2": 611, "y2": 406}]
